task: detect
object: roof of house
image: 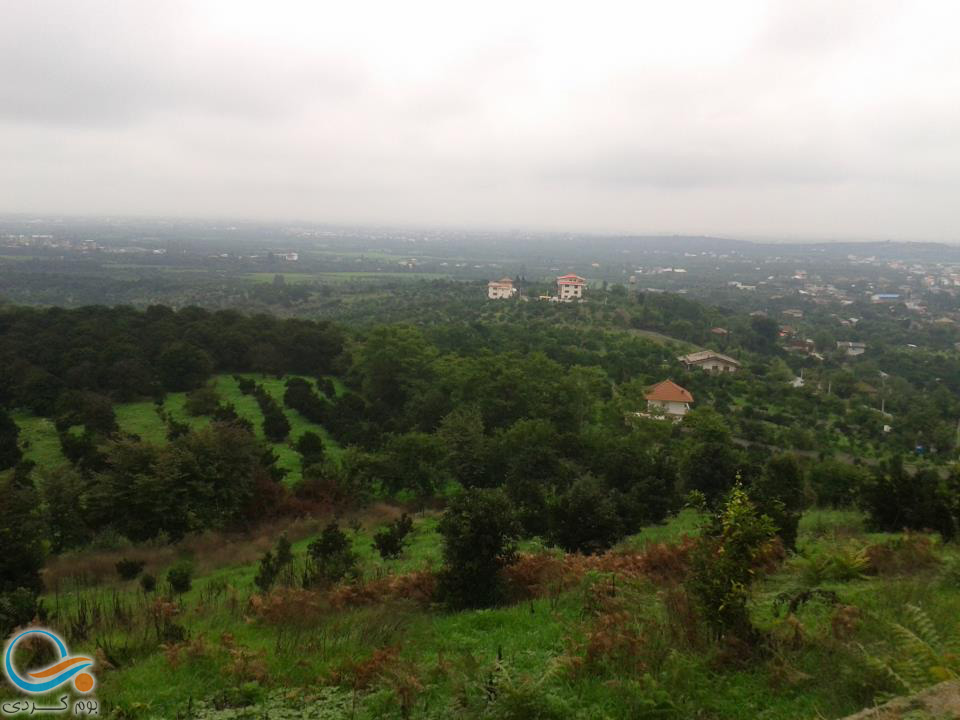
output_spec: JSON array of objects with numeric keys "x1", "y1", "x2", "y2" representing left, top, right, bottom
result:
[
  {"x1": 645, "y1": 380, "x2": 694, "y2": 404},
  {"x1": 556, "y1": 274, "x2": 586, "y2": 283},
  {"x1": 488, "y1": 279, "x2": 513, "y2": 287},
  {"x1": 677, "y1": 350, "x2": 741, "y2": 366}
]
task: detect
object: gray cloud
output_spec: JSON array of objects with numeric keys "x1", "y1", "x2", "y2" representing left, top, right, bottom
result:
[{"x1": 1, "y1": 0, "x2": 959, "y2": 240}]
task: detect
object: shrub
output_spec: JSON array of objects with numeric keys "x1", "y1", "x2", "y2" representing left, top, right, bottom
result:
[
  {"x1": 184, "y1": 386, "x2": 221, "y2": 416},
  {"x1": 686, "y1": 485, "x2": 779, "y2": 641},
  {"x1": 865, "y1": 534, "x2": 940, "y2": 576},
  {"x1": 437, "y1": 487, "x2": 520, "y2": 609},
  {"x1": 115, "y1": 558, "x2": 145, "y2": 581},
  {"x1": 295, "y1": 431, "x2": 326, "y2": 469},
  {"x1": 167, "y1": 562, "x2": 193, "y2": 594},
  {"x1": 305, "y1": 522, "x2": 357, "y2": 587},
  {"x1": 262, "y1": 408, "x2": 291, "y2": 442},
  {"x1": 793, "y1": 545, "x2": 868, "y2": 586},
  {"x1": 372, "y1": 514, "x2": 414, "y2": 560},
  {"x1": 140, "y1": 573, "x2": 157, "y2": 593},
  {"x1": 254, "y1": 536, "x2": 295, "y2": 592},
  {"x1": 0, "y1": 588, "x2": 40, "y2": 638}
]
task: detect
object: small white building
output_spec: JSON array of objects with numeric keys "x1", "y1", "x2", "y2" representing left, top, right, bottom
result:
[
  {"x1": 556, "y1": 274, "x2": 586, "y2": 301},
  {"x1": 487, "y1": 277, "x2": 517, "y2": 300},
  {"x1": 645, "y1": 380, "x2": 694, "y2": 419},
  {"x1": 837, "y1": 341, "x2": 866, "y2": 357},
  {"x1": 678, "y1": 350, "x2": 741, "y2": 373}
]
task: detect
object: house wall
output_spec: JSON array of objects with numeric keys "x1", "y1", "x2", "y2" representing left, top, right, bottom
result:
[
  {"x1": 692, "y1": 359, "x2": 738, "y2": 373},
  {"x1": 558, "y1": 283, "x2": 583, "y2": 300},
  {"x1": 488, "y1": 285, "x2": 514, "y2": 299},
  {"x1": 648, "y1": 399, "x2": 689, "y2": 416}
]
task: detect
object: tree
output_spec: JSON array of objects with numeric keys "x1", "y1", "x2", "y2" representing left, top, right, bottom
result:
[
  {"x1": 436, "y1": 407, "x2": 490, "y2": 488},
  {"x1": 40, "y1": 466, "x2": 93, "y2": 552},
  {"x1": 157, "y1": 342, "x2": 213, "y2": 392},
  {"x1": 0, "y1": 476, "x2": 44, "y2": 636},
  {"x1": 306, "y1": 522, "x2": 358, "y2": 586},
  {"x1": 0, "y1": 407, "x2": 21, "y2": 471},
  {"x1": 184, "y1": 386, "x2": 222, "y2": 416},
  {"x1": 437, "y1": 488, "x2": 520, "y2": 609},
  {"x1": 678, "y1": 408, "x2": 745, "y2": 506},
  {"x1": 746, "y1": 315, "x2": 779, "y2": 353},
  {"x1": 295, "y1": 431, "x2": 326, "y2": 469},
  {"x1": 807, "y1": 459, "x2": 867, "y2": 508},
  {"x1": 262, "y1": 407, "x2": 291, "y2": 442},
  {"x1": 750, "y1": 454, "x2": 806, "y2": 550},
  {"x1": 548, "y1": 475, "x2": 624, "y2": 554},
  {"x1": 859, "y1": 459, "x2": 960, "y2": 540},
  {"x1": 372, "y1": 514, "x2": 414, "y2": 560}
]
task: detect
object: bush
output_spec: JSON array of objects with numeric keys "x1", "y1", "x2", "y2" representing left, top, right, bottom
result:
[
  {"x1": 305, "y1": 523, "x2": 357, "y2": 587},
  {"x1": 254, "y1": 536, "x2": 295, "y2": 592},
  {"x1": 115, "y1": 558, "x2": 145, "y2": 581},
  {"x1": 184, "y1": 386, "x2": 221, "y2": 416},
  {"x1": 0, "y1": 588, "x2": 40, "y2": 638},
  {"x1": 167, "y1": 562, "x2": 194, "y2": 594},
  {"x1": 295, "y1": 431, "x2": 326, "y2": 468},
  {"x1": 140, "y1": 573, "x2": 157, "y2": 593},
  {"x1": 262, "y1": 408, "x2": 291, "y2": 442},
  {"x1": 686, "y1": 485, "x2": 779, "y2": 641},
  {"x1": 372, "y1": 514, "x2": 414, "y2": 560},
  {"x1": 437, "y1": 488, "x2": 520, "y2": 609}
]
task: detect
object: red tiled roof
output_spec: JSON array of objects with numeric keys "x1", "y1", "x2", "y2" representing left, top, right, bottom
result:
[
  {"x1": 645, "y1": 380, "x2": 694, "y2": 403},
  {"x1": 556, "y1": 274, "x2": 586, "y2": 283}
]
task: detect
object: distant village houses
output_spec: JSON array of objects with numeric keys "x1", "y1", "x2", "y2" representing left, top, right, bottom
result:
[
  {"x1": 645, "y1": 380, "x2": 694, "y2": 419},
  {"x1": 678, "y1": 350, "x2": 741, "y2": 373},
  {"x1": 487, "y1": 277, "x2": 517, "y2": 300}
]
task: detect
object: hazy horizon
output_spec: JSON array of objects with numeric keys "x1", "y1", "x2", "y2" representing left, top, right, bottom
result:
[{"x1": 2, "y1": 1, "x2": 960, "y2": 241}]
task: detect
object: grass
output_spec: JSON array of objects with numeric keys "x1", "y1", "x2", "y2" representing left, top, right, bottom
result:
[
  {"x1": 10, "y1": 508, "x2": 958, "y2": 719},
  {"x1": 11, "y1": 412, "x2": 64, "y2": 467}
]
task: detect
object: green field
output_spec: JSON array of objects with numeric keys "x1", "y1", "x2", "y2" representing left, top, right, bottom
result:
[{"x1": 14, "y1": 374, "x2": 344, "y2": 485}]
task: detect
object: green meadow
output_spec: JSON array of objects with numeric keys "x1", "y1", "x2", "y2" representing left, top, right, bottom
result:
[{"x1": 5, "y1": 509, "x2": 960, "y2": 719}]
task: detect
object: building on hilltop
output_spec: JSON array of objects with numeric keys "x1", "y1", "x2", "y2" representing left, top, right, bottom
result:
[
  {"x1": 678, "y1": 350, "x2": 741, "y2": 373},
  {"x1": 556, "y1": 274, "x2": 586, "y2": 301},
  {"x1": 487, "y1": 277, "x2": 517, "y2": 300},
  {"x1": 645, "y1": 380, "x2": 694, "y2": 419}
]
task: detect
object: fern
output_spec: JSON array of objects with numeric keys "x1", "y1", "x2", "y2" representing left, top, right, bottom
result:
[{"x1": 868, "y1": 604, "x2": 960, "y2": 694}]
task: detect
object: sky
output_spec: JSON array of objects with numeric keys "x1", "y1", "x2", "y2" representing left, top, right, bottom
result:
[{"x1": 1, "y1": 1, "x2": 959, "y2": 240}]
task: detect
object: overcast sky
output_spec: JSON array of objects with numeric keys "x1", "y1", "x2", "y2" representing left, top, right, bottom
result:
[{"x1": 2, "y1": 1, "x2": 959, "y2": 240}]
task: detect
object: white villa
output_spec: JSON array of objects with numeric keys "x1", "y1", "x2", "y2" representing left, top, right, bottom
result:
[
  {"x1": 487, "y1": 277, "x2": 518, "y2": 299},
  {"x1": 556, "y1": 274, "x2": 586, "y2": 301},
  {"x1": 678, "y1": 350, "x2": 741, "y2": 373}
]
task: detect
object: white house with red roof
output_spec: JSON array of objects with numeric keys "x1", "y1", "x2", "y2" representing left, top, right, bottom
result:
[
  {"x1": 556, "y1": 274, "x2": 586, "y2": 301},
  {"x1": 645, "y1": 380, "x2": 694, "y2": 418}
]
